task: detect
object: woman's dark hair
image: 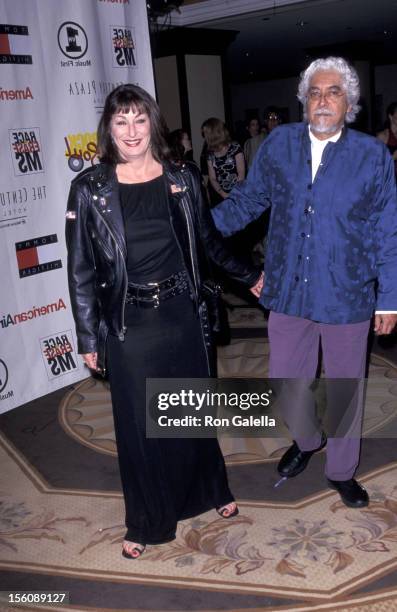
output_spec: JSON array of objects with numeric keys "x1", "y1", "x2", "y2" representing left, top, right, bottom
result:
[
  {"x1": 167, "y1": 128, "x2": 186, "y2": 161},
  {"x1": 201, "y1": 117, "x2": 231, "y2": 152},
  {"x1": 97, "y1": 83, "x2": 171, "y2": 164}
]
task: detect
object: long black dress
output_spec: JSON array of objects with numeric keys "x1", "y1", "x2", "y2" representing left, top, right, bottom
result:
[{"x1": 106, "y1": 175, "x2": 234, "y2": 545}]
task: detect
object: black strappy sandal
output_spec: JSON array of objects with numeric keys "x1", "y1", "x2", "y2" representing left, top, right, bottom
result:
[
  {"x1": 216, "y1": 502, "x2": 239, "y2": 519},
  {"x1": 122, "y1": 541, "x2": 146, "y2": 559}
]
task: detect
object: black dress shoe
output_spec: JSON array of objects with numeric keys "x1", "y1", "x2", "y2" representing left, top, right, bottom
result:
[
  {"x1": 277, "y1": 433, "x2": 327, "y2": 478},
  {"x1": 327, "y1": 478, "x2": 369, "y2": 508}
]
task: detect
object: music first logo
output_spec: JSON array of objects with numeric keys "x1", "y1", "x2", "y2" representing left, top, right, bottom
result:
[
  {"x1": 15, "y1": 234, "x2": 62, "y2": 278},
  {"x1": 9, "y1": 128, "x2": 44, "y2": 176},
  {"x1": 0, "y1": 24, "x2": 32, "y2": 64},
  {"x1": 111, "y1": 25, "x2": 136, "y2": 67},
  {"x1": 40, "y1": 330, "x2": 78, "y2": 379},
  {"x1": 0, "y1": 359, "x2": 13, "y2": 401},
  {"x1": 58, "y1": 21, "x2": 90, "y2": 67}
]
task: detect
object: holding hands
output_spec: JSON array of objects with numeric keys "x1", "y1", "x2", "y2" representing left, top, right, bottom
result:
[{"x1": 250, "y1": 271, "x2": 264, "y2": 298}]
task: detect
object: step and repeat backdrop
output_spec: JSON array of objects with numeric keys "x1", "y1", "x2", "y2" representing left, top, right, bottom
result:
[{"x1": 0, "y1": 0, "x2": 155, "y2": 413}]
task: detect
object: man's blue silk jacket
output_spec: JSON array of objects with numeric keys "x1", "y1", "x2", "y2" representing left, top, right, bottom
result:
[{"x1": 212, "y1": 123, "x2": 397, "y2": 324}]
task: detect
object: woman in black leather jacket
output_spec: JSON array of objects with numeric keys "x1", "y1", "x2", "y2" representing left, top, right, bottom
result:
[{"x1": 66, "y1": 84, "x2": 262, "y2": 560}]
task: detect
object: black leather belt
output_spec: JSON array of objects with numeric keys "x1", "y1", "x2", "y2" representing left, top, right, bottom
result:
[{"x1": 126, "y1": 270, "x2": 189, "y2": 308}]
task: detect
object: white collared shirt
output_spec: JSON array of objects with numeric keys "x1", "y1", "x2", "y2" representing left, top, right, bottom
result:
[{"x1": 308, "y1": 125, "x2": 341, "y2": 182}]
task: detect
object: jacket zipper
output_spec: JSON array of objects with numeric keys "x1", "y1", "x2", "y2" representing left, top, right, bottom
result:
[
  {"x1": 91, "y1": 206, "x2": 128, "y2": 341},
  {"x1": 180, "y1": 196, "x2": 199, "y2": 296},
  {"x1": 180, "y1": 194, "x2": 210, "y2": 374}
]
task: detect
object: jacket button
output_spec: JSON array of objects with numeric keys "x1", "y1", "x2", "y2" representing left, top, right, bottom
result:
[
  {"x1": 301, "y1": 232, "x2": 306, "y2": 238},
  {"x1": 307, "y1": 184, "x2": 312, "y2": 190},
  {"x1": 295, "y1": 275, "x2": 299, "y2": 281},
  {"x1": 297, "y1": 254, "x2": 302, "y2": 261}
]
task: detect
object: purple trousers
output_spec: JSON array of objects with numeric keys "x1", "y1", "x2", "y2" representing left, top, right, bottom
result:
[{"x1": 268, "y1": 311, "x2": 371, "y2": 480}]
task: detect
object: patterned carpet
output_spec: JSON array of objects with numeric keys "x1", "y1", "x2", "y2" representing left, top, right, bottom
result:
[
  {"x1": 1, "y1": 304, "x2": 397, "y2": 611},
  {"x1": 1, "y1": 429, "x2": 397, "y2": 603}
]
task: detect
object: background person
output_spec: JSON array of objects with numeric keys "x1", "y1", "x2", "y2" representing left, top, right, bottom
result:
[
  {"x1": 167, "y1": 128, "x2": 194, "y2": 162},
  {"x1": 202, "y1": 117, "x2": 245, "y2": 206},
  {"x1": 244, "y1": 116, "x2": 265, "y2": 170},
  {"x1": 65, "y1": 84, "x2": 261, "y2": 560},
  {"x1": 262, "y1": 107, "x2": 282, "y2": 135},
  {"x1": 377, "y1": 101, "x2": 397, "y2": 179}
]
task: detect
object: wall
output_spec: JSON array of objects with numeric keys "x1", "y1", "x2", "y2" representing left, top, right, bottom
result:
[
  {"x1": 231, "y1": 64, "x2": 397, "y2": 131},
  {"x1": 154, "y1": 56, "x2": 182, "y2": 131},
  {"x1": 185, "y1": 54, "x2": 225, "y2": 164},
  {"x1": 231, "y1": 75, "x2": 300, "y2": 128},
  {"x1": 375, "y1": 64, "x2": 397, "y2": 120}
]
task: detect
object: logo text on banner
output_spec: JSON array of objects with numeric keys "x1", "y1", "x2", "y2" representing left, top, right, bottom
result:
[
  {"x1": 64, "y1": 131, "x2": 98, "y2": 172},
  {"x1": 58, "y1": 21, "x2": 89, "y2": 66},
  {"x1": 0, "y1": 86, "x2": 33, "y2": 101},
  {"x1": 0, "y1": 24, "x2": 32, "y2": 65},
  {"x1": 0, "y1": 299, "x2": 67, "y2": 330},
  {"x1": 9, "y1": 128, "x2": 44, "y2": 175},
  {"x1": 111, "y1": 25, "x2": 136, "y2": 67},
  {"x1": 0, "y1": 359, "x2": 13, "y2": 402},
  {"x1": 40, "y1": 330, "x2": 78, "y2": 380},
  {"x1": 15, "y1": 234, "x2": 62, "y2": 278}
]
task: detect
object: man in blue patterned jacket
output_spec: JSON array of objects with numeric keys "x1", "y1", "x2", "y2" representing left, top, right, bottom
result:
[{"x1": 212, "y1": 57, "x2": 397, "y2": 508}]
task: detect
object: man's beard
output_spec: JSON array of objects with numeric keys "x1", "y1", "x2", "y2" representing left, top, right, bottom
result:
[{"x1": 311, "y1": 110, "x2": 343, "y2": 135}]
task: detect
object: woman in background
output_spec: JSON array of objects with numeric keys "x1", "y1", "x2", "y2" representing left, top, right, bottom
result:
[
  {"x1": 377, "y1": 101, "x2": 397, "y2": 179},
  {"x1": 168, "y1": 128, "x2": 194, "y2": 162},
  {"x1": 202, "y1": 117, "x2": 245, "y2": 206}
]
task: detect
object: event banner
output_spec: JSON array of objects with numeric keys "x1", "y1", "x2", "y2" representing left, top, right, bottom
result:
[{"x1": 0, "y1": 0, "x2": 155, "y2": 413}]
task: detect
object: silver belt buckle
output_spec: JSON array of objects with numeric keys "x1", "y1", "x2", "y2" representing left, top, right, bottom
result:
[{"x1": 148, "y1": 281, "x2": 160, "y2": 308}]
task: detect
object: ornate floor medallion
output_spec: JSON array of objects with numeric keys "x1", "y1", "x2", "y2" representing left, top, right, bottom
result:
[{"x1": 59, "y1": 338, "x2": 397, "y2": 464}]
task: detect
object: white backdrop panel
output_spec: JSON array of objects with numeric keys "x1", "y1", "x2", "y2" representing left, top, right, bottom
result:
[{"x1": 0, "y1": 0, "x2": 155, "y2": 413}]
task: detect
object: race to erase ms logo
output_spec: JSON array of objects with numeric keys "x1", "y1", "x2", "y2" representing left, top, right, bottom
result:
[
  {"x1": 40, "y1": 330, "x2": 78, "y2": 380},
  {"x1": 58, "y1": 21, "x2": 91, "y2": 67},
  {"x1": 9, "y1": 128, "x2": 44, "y2": 176},
  {"x1": 0, "y1": 24, "x2": 32, "y2": 65},
  {"x1": 110, "y1": 25, "x2": 136, "y2": 67}
]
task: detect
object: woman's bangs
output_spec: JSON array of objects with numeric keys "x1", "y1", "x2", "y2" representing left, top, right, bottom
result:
[{"x1": 113, "y1": 98, "x2": 147, "y2": 117}]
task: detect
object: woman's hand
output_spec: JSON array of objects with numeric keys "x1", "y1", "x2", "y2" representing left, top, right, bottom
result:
[
  {"x1": 250, "y1": 272, "x2": 264, "y2": 298},
  {"x1": 374, "y1": 314, "x2": 397, "y2": 335},
  {"x1": 82, "y1": 352, "x2": 98, "y2": 370}
]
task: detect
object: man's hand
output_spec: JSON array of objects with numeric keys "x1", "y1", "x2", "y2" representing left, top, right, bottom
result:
[
  {"x1": 82, "y1": 352, "x2": 98, "y2": 370},
  {"x1": 374, "y1": 314, "x2": 397, "y2": 335},
  {"x1": 250, "y1": 271, "x2": 264, "y2": 298}
]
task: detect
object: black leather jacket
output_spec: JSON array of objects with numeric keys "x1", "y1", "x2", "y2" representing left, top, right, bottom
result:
[{"x1": 65, "y1": 161, "x2": 260, "y2": 372}]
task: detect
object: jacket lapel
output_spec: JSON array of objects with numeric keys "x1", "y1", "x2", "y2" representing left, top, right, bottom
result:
[{"x1": 89, "y1": 164, "x2": 127, "y2": 258}]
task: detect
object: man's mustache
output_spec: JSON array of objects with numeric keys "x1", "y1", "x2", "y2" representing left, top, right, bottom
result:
[{"x1": 313, "y1": 109, "x2": 335, "y2": 116}]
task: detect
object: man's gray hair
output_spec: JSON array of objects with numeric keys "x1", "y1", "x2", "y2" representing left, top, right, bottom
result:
[{"x1": 297, "y1": 56, "x2": 361, "y2": 123}]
